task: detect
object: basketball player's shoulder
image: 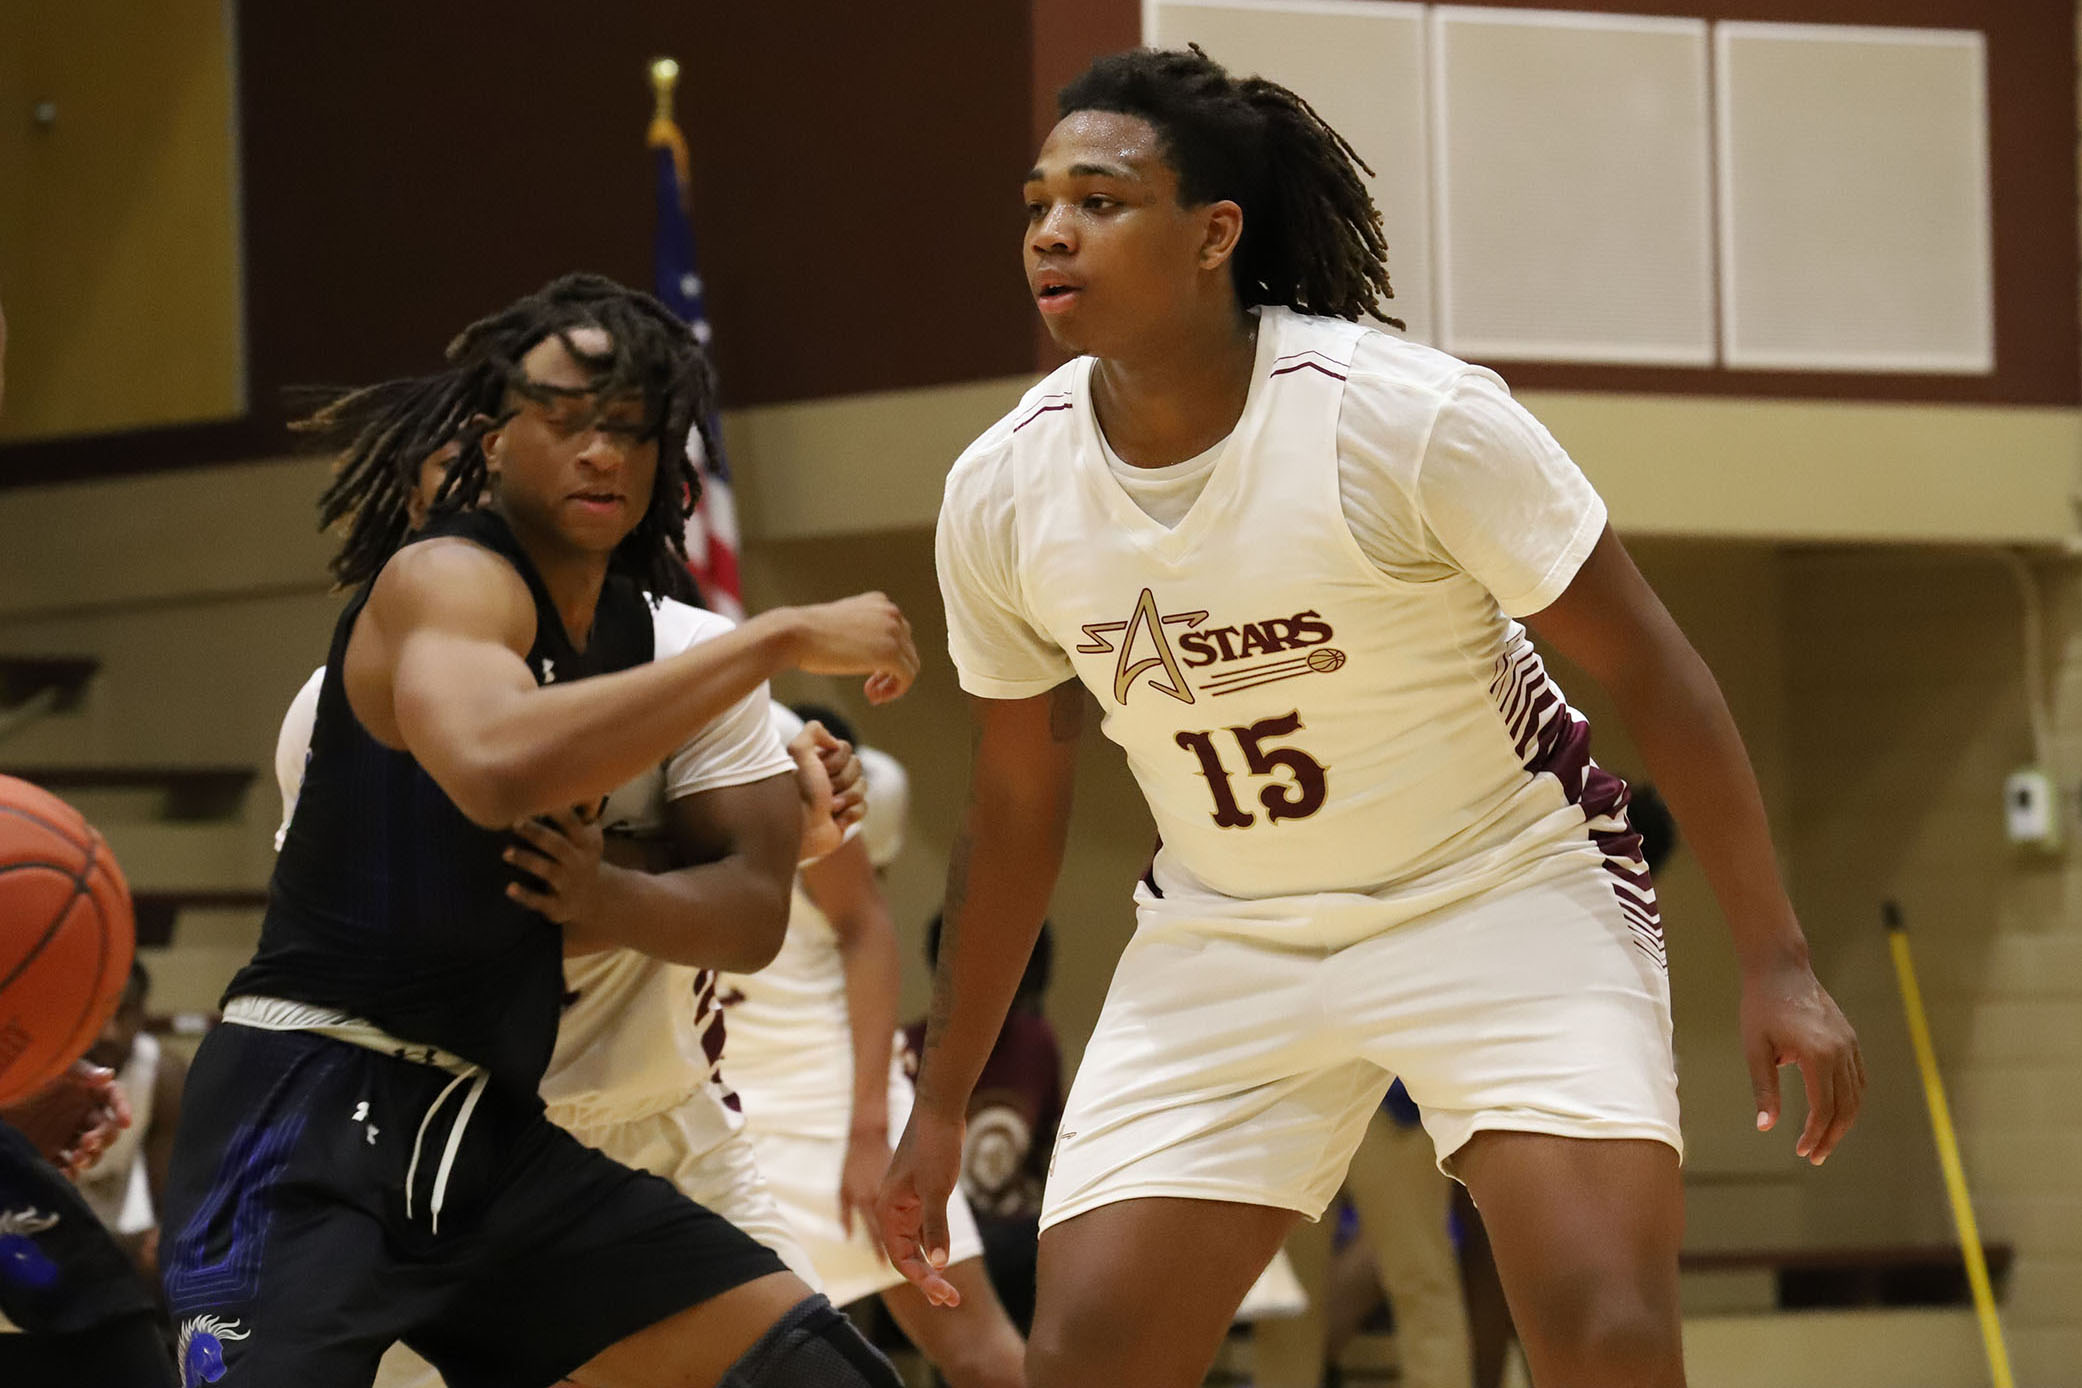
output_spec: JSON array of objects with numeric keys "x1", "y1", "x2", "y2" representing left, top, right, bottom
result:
[
  {"x1": 647, "y1": 594, "x2": 738, "y2": 657},
  {"x1": 1339, "y1": 321, "x2": 1485, "y2": 401},
  {"x1": 945, "y1": 357, "x2": 1086, "y2": 501},
  {"x1": 373, "y1": 533, "x2": 533, "y2": 631},
  {"x1": 1333, "y1": 324, "x2": 1518, "y2": 479}
]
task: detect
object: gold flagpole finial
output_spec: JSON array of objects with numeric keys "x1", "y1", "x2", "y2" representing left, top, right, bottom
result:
[{"x1": 649, "y1": 57, "x2": 680, "y2": 125}]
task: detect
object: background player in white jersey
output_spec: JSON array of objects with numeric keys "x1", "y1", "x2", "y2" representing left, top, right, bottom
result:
[
  {"x1": 720, "y1": 707, "x2": 1025, "y2": 1388},
  {"x1": 79, "y1": 961, "x2": 188, "y2": 1282},
  {"x1": 877, "y1": 48, "x2": 1863, "y2": 1388}
]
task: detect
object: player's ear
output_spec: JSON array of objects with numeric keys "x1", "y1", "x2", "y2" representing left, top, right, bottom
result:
[
  {"x1": 1199, "y1": 200, "x2": 1244, "y2": 272},
  {"x1": 472, "y1": 412, "x2": 505, "y2": 479}
]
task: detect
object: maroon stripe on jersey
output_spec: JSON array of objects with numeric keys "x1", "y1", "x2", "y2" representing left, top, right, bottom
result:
[
  {"x1": 1493, "y1": 642, "x2": 1668, "y2": 971},
  {"x1": 1270, "y1": 361, "x2": 1348, "y2": 382},
  {"x1": 692, "y1": 970, "x2": 743, "y2": 1112},
  {"x1": 1013, "y1": 398, "x2": 1074, "y2": 431}
]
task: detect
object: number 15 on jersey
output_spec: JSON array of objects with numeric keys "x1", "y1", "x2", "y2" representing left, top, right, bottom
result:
[{"x1": 1175, "y1": 712, "x2": 1328, "y2": 829}]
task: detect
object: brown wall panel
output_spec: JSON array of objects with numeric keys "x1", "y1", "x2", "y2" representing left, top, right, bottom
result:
[
  {"x1": 0, "y1": 2, "x2": 1039, "y2": 485},
  {"x1": 1028, "y1": 0, "x2": 1145, "y2": 369},
  {"x1": 4, "y1": 0, "x2": 2073, "y2": 485},
  {"x1": 234, "y1": 2, "x2": 1036, "y2": 410}
]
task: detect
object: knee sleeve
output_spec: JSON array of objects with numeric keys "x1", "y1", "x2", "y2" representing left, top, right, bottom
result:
[{"x1": 718, "y1": 1295, "x2": 903, "y2": 1388}]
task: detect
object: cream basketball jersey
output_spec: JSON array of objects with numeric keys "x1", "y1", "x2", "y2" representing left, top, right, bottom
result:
[
  {"x1": 546, "y1": 598, "x2": 796, "y2": 1130},
  {"x1": 714, "y1": 704, "x2": 870, "y2": 1142},
  {"x1": 939, "y1": 308, "x2": 1640, "y2": 945}
]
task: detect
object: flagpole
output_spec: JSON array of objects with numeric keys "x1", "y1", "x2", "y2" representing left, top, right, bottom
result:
[
  {"x1": 648, "y1": 57, "x2": 689, "y2": 184},
  {"x1": 648, "y1": 57, "x2": 679, "y2": 130},
  {"x1": 645, "y1": 55, "x2": 745, "y2": 619}
]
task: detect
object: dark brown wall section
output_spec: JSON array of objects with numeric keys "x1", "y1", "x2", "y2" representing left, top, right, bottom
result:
[
  {"x1": 235, "y1": 3, "x2": 1034, "y2": 410},
  {"x1": 2, "y1": 1, "x2": 1047, "y2": 484},
  {"x1": 1028, "y1": 0, "x2": 1145, "y2": 370},
  {"x1": 3, "y1": 0, "x2": 2072, "y2": 486}
]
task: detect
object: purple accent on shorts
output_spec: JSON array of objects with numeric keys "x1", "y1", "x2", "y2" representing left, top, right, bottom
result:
[
  {"x1": 1013, "y1": 398, "x2": 1073, "y2": 431},
  {"x1": 1492, "y1": 642, "x2": 1666, "y2": 968}
]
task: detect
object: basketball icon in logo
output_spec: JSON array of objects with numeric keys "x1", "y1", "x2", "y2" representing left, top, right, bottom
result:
[{"x1": 1307, "y1": 647, "x2": 1346, "y2": 675}]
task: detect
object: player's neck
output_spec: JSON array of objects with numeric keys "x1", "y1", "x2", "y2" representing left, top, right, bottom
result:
[
  {"x1": 497, "y1": 505, "x2": 611, "y2": 651},
  {"x1": 1090, "y1": 304, "x2": 1257, "y2": 470}
]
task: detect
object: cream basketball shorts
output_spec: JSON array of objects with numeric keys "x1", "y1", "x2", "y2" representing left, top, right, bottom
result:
[{"x1": 1040, "y1": 864, "x2": 1682, "y2": 1231}]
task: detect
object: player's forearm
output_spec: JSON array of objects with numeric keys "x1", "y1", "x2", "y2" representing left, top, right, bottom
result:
[
  {"x1": 574, "y1": 860, "x2": 793, "y2": 972},
  {"x1": 447, "y1": 611, "x2": 805, "y2": 825},
  {"x1": 1606, "y1": 638, "x2": 1807, "y2": 972},
  {"x1": 911, "y1": 793, "x2": 1069, "y2": 1118},
  {"x1": 836, "y1": 905, "x2": 903, "y2": 1137}
]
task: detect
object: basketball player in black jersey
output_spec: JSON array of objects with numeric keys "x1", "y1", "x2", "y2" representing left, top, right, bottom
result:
[{"x1": 159, "y1": 276, "x2": 916, "y2": 1388}]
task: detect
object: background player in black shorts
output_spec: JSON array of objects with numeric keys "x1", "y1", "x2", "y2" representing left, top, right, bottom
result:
[{"x1": 159, "y1": 275, "x2": 917, "y2": 1388}]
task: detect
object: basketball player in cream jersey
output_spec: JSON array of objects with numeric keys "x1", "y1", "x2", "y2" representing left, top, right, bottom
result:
[
  {"x1": 877, "y1": 48, "x2": 1863, "y2": 1388},
  {"x1": 719, "y1": 708, "x2": 1024, "y2": 1388}
]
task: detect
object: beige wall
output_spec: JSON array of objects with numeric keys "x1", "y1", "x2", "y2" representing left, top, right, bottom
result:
[
  {"x1": 2, "y1": 393, "x2": 2078, "y2": 1376},
  {"x1": 726, "y1": 377, "x2": 2082, "y2": 548},
  {"x1": 1780, "y1": 551, "x2": 2082, "y2": 1382},
  {"x1": 0, "y1": 0, "x2": 243, "y2": 440}
]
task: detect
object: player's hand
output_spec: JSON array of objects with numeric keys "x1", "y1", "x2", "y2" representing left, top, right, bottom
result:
[
  {"x1": 789, "y1": 721, "x2": 865, "y2": 865},
  {"x1": 505, "y1": 806, "x2": 607, "y2": 926},
  {"x1": 816, "y1": 726, "x2": 868, "y2": 835},
  {"x1": 1740, "y1": 950, "x2": 1865, "y2": 1164},
  {"x1": 788, "y1": 728, "x2": 843, "y2": 864},
  {"x1": 838, "y1": 1124, "x2": 892, "y2": 1238},
  {"x1": 875, "y1": 1108, "x2": 966, "y2": 1307},
  {"x1": 0, "y1": 1061, "x2": 132, "y2": 1176},
  {"x1": 783, "y1": 594, "x2": 919, "y2": 705}
]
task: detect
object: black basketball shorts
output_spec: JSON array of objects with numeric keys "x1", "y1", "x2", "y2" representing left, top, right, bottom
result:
[{"x1": 160, "y1": 1023, "x2": 786, "y2": 1387}]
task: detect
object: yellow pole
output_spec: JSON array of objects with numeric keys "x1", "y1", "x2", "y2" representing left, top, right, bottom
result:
[{"x1": 1883, "y1": 901, "x2": 2015, "y2": 1388}]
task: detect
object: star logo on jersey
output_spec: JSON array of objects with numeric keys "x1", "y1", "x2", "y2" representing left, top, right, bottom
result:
[{"x1": 1078, "y1": 589, "x2": 1207, "y2": 706}]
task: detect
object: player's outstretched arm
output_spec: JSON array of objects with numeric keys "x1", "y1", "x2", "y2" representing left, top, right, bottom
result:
[
  {"x1": 349, "y1": 538, "x2": 917, "y2": 827},
  {"x1": 1526, "y1": 525, "x2": 1865, "y2": 1164},
  {"x1": 875, "y1": 680, "x2": 1083, "y2": 1305}
]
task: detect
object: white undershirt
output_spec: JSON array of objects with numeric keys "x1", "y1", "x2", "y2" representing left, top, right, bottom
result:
[{"x1": 1097, "y1": 430, "x2": 1227, "y2": 531}]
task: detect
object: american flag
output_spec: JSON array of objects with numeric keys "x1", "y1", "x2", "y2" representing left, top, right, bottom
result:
[{"x1": 648, "y1": 91, "x2": 743, "y2": 619}]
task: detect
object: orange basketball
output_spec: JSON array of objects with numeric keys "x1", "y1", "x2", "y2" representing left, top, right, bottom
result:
[{"x1": 0, "y1": 775, "x2": 135, "y2": 1106}]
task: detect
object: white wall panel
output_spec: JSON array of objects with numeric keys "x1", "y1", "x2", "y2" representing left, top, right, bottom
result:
[
  {"x1": 1151, "y1": 1, "x2": 1435, "y2": 341},
  {"x1": 1716, "y1": 24, "x2": 1992, "y2": 373},
  {"x1": 1431, "y1": 7, "x2": 1715, "y2": 364}
]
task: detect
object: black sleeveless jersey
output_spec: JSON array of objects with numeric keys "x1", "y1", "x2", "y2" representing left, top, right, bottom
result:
[{"x1": 229, "y1": 510, "x2": 655, "y2": 1094}]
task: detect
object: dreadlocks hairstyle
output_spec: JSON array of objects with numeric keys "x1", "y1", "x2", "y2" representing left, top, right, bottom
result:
[
  {"x1": 301, "y1": 370, "x2": 481, "y2": 589},
  {"x1": 303, "y1": 273, "x2": 713, "y2": 600},
  {"x1": 1057, "y1": 46, "x2": 1401, "y2": 329}
]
